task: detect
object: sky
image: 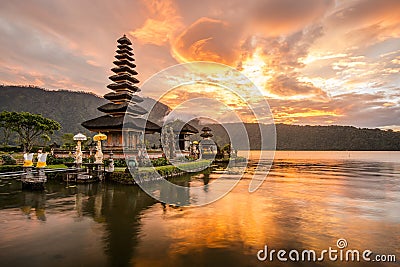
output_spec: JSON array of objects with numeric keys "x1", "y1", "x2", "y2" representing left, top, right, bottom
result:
[{"x1": 0, "y1": 0, "x2": 399, "y2": 129}]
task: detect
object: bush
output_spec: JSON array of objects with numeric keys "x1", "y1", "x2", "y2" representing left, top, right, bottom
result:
[
  {"x1": 46, "y1": 154, "x2": 65, "y2": 165},
  {"x1": 1, "y1": 154, "x2": 16, "y2": 165},
  {"x1": 63, "y1": 156, "x2": 75, "y2": 163},
  {"x1": 151, "y1": 157, "x2": 169, "y2": 167},
  {"x1": 114, "y1": 159, "x2": 127, "y2": 167},
  {"x1": 0, "y1": 145, "x2": 22, "y2": 153},
  {"x1": 0, "y1": 165, "x2": 22, "y2": 173}
]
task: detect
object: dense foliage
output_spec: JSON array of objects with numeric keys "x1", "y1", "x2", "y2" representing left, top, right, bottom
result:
[
  {"x1": 0, "y1": 111, "x2": 61, "y2": 152},
  {"x1": 191, "y1": 123, "x2": 400, "y2": 151},
  {"x1": 1, "y1": 154, "x2": 16, "y2": 165},
  {"x1": 1, "y1": 86, "x2": 399, "y2": 151},
  {"x1": 0, "y1": 85, "x2": 169, "y2": 143}
]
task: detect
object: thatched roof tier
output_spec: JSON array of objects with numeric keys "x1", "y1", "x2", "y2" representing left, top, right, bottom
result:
[
  {"x1": 103, "y1": 92, "x2": 143, "y2": 103},
  {"x1": 180, "y1": 123, "x2": 199, "y2": 134},
  {"x1": 82, "y1": 34, "x2": 163, "y2": 136},
  {"x1": 109, "y1": 74, "x2": 139, "y2": 84},
  {"x1": 115, "y1": 54, "x2": 134, "y2": 61},
  {"x1": 82, "y1": 115, "x2": 161, "y2": 133},
  {"x1": 117, "y1": 35, "x2": 132, "y2": 45},
  {"x1": 107, "y1": 82, "x2": 141, "y2": 92},
  {"x1": 200, "y1": 132, "x2": 213, "y2": 138},
  {"x1": 164, "y1": 121, "x2": 199, "y2": 134},
  {"x1": 98, "y1": 103, "x2": 147, "y2": 115},
  {"x1": 117, "y1": 44, "x2": 133, "y2": 51},
  {"x1": 111, "y1": 66, "x2": 138, "y2": 75},
  {"x1": 113, "y1": 59, "x2": 136, "y2": 68},
  {"x1": 200, "y1": 126, "x2": 213, "y2": 138},
  {"x1": 116, "y1": 49, "x2": 134, "y2": 56}
]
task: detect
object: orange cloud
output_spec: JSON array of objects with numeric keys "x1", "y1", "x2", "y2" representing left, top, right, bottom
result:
[
  {"x1": 248, "y1": 0, "x2": 334, "y2": 36},
  {"x1": 130, "y1": 0, "x2": 184, "y2": 46},
  {"x1": 172, "y1": 17, "x2": 243, "y2": 65}
]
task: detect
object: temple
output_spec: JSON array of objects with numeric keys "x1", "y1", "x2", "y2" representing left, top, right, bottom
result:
[
  {"x1": 82, "y1": 35, "x2": 161, "y2": 156},
  {"x1": 199, "y1": 127, "x2": 217, "y2": 159}
]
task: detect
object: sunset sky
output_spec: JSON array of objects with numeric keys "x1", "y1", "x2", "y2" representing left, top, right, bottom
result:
[{"x1": 0, "y1": 0, "x2": 399, "y2": 129}]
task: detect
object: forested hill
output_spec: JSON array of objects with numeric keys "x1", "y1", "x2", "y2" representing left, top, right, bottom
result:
[
  {"x1": 275, "y1": 124, "x2": 400, "y2": 150},
  {"x1": 0, "y1": 85, "x2": 107, "y2": 138},
  {"x1": 188, "y1": 122, "x2": 400, "y2": 151},
  {"x1": 1, "y1": 85, "x2": 399, "y2": 150},
  {"x1": 0, "y1": 85, "x2": 169, "y2": 142}
]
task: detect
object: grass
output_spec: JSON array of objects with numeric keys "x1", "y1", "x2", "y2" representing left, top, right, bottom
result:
[{"x1": 46, "y1": 164, "x2": 68, "y2": 169}]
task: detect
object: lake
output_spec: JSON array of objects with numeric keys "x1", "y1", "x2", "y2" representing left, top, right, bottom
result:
[{"x1": 0, "y1": 151, "x2": 399, "y2": 267}]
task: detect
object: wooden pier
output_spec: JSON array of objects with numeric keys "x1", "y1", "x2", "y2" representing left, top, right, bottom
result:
[
  {"x1": 21, "y1": 168, "x2": 46, "y2": 190},
  {"x1": 64, "y1": 163, "x2": 105, "y2": 183}
]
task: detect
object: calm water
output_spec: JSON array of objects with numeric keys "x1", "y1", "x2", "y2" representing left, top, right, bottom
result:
[{"x1": 0, "y1": 151, "x2": 399, "y2": 267}]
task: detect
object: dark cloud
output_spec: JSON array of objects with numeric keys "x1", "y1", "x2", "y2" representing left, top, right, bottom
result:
[
  {"x1": 248, "y1": 0, "x2": 334, "y2": 36},
  {"x1": 266, "y1": 74, "x2": 328, "y2": 99}
]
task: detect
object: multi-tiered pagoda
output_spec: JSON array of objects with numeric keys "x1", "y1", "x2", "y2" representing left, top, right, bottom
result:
[{"x1": 82, "y1": 35, "x2": 161, "y2": 154}]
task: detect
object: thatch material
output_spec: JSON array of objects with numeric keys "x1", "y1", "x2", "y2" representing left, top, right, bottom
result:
[
  {"x1": 115, "y1": 54, "x2": 134, "y2": 61},
  {"x1": 82, "y1": 34, "x2": 161, "y2": 135},
  {"x1": 111, "y1": 66, "x2": 138, "y2": 76},
  {"x1": 103, "y1": 92, "x2": 143, "y2": 103},
  {"x1": 116, "y1": 49, "x2": 134, "y2": 56},
  {"x1": 81, "y1": 115, "x2": 161, "y2": 133},
  {"x1": 107, "y1": 82, "x2": 140, "y2": 91},
  {"x1": 181, "y1": 123, "x2": 199, "y2": 134},
  {"x1": 98, "y1": 103, "x2": 147, "y2": 115},
  {"x1": 117, "y1": 35, "x2": 132, "y2": 45},
  {"x1": 117, "y1": 44, "x2": 133, "y2": 51},
  {"x1": 109, "y1": 74, "x2": 139, "y2": 84},
  {"x1": 113, "y1": 59, "x2": 136, "y2": 68}
]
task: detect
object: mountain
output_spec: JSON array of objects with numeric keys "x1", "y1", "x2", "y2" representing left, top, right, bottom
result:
[
  {"x1": 1, "y1": 85, "x2": 399, "y2": 150},
  {"x1": 189, "y1": 122, "x2": 400, "y2": 151},
  {"x1": 0, "y1": 85, "x2": 169, "y2": 143}
]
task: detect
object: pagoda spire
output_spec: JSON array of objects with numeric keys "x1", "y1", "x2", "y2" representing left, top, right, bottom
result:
[
  {"x1": 97, "y1": 35, "x2": 144, "y2": 116},
  {"x1": 82, "y1": 34, "x2": 152, "y2": 129},
  {"x1": 81, "y1": 34, "x2": 161, "y2": 153}
]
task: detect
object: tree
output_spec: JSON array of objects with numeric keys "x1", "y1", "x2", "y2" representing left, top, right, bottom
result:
[
  {"x1": 1, "y1": 111, "x2": 61, "y2": 152},
  {"x1": 0, "y1": 111, "x2": 14, "y2": 145},
  {"x1": 41, "y1": 134, "x2": 51, "y2": 147},
  {"x1": 61, "y1": 133, "x2": 75, "y2": 150}
]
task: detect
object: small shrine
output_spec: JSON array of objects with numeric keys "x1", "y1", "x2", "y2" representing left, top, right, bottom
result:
[
  {"x1": 199, "y1": 127, "x2": 217, "y2": 159},
  {"x1": 163, "y1": 120, "x2": 198, "y2": 156}
]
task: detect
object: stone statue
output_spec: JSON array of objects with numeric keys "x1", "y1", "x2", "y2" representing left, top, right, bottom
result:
[
  {"x1": 161, "y1": 126, "x2": 176, "y2": 160},
  {"x1": 75, "y1": 142, "x2": 83, "y2": 166},
  {"x1": 94, "y1": 141, "x2": 103, "y2": 164},
  {"x1": 108, "y1": 158, "x2": 114, "y2": 172}
]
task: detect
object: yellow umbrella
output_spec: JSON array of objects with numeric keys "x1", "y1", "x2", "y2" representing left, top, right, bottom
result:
[{"x1": 93, "y1": 133, "x2": 107, "y2": 141}]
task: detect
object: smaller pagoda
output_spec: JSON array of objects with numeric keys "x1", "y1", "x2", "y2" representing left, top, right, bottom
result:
[
  {"x1": 199, "y1": 127, "x2": 217, "y2": 159},
  {"x1": 82, "y1": 35, "x2": 160, "y2": 155},
  {"x1": 200, "y1": 126, "x2": 213, "y2": 139}
]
